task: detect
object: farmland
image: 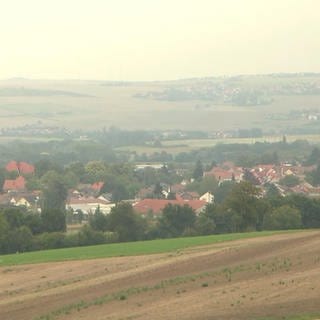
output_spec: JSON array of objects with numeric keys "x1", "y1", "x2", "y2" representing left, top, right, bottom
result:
[
  {"x1": 1, "y1": 75, "x2": 320, "y2": 133},
  {"x1": 115, "y1": 134, "x2": 320, "y2": 155},
  {"x1": 1, "y1": 230, "x2": 320, "y2": 320},
  {"x1": 0, "y1": 231, "x2": 282, "y2": 266}
]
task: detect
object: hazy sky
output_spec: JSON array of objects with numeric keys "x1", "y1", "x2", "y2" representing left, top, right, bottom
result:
[{"x1": 1, "y1": 0, "x2": 319, "y2": 80}]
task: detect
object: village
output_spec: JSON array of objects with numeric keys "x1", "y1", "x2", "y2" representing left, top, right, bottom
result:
[{"x1": 1, "y1": 157, "x2": 320, "y2": 224}]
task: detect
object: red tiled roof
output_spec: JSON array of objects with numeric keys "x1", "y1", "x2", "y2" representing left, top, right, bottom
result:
[
  {"x1": 19, "y1": 162, "x2": 35, "y2": 174},
  {"x1": 5, "y1": 161, "x2": 34, "y2": 174},
  {"x1": 5, "y1": 161, "x2": 19, "y2": 172},
  {"x1": 205, "y1": 167, "x2": 241, "y2": 181},
  {"x1": 133, "y1": 199, "x2": 207, "y2": 215},
  {"x1": 91, "y1": 182, "x2": 104, "y2": 191},
  {"x1": 3, "y1": 176, "x2": 26, "y2": 191}
]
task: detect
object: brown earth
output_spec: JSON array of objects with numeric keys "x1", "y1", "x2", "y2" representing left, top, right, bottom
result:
[{"x1": 1, "y1": 231, "x2": 320, "y2": 320}]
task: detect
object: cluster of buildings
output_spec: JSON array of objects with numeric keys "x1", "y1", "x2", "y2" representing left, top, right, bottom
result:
[
  {"x1": 204, "y1": 161, "x2": 320, "y2": 196},
  {"x1": 0, "y1": 161, "x2": 39, "y2": 210},
  {"x1": 1, "y1": 158, "x2": 320, "y2": 222}
]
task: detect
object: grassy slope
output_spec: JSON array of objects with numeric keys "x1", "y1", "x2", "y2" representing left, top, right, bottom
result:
[
  {"x1": 0, "y1": 231, "x2": 292, "y2": 266},
  {"x1": 257, "y1": 315, "x2": 320, "y2": 320}
]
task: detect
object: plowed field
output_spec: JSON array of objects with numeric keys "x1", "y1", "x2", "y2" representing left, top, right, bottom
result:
[{"x1": 1, "y1": 231, "x2": 320, "y2": 320}]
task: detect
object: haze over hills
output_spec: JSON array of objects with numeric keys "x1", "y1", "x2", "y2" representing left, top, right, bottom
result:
[{"x1": 0, "y1": 73, "x2": 320, "y2": 133}]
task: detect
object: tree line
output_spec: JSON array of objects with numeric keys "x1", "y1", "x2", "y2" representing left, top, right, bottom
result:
[{"x1": 1, "y1": 181, "x2": 320, "y2": 255}]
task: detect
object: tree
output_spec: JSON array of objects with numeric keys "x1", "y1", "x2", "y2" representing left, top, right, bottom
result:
[
  {"x1": 84, "y1": 161, "x2": 108, "y2": 183},
  {"x1": 265, "y1": 183, "x2": 282, "y2": 199},
  {"x1": 192, "y1": 160, "x2": 204, "y2": 181},
  {"x1": 186, "y1": 176, "x2": 218, "y2": 195},
  {"x1": 153, "y1": 182, "x2": 163, "y2": 199},
  {"x1": 243, "y1": 169, "x2": 259, "y2": 185},
  {"x1": 214, "y1": 180, "x2": 235, "y2": 204},
  {"x1": 263, "y1": 205, "x2": 301, "y2": 230},
  {"x1": 158, "y1": 204, "x2": 196, "y2": 238},
  {"x1": 2, "y1": 208, "x2": 26, "y2": 229},
  {"x1": 279, "y1": 175, "x2": 300, "y2": 187},
  {"x1": 195, "y1": 205, "x2": 216, "y2": 235},
  {"x1": 0, "y1": 168, "x2": 5, "y2": 192},
  {"x1": 26, "y1": 176, "x2": 42, "y2": 191},
  {"x1": 306, "y1": 165, "x2": 320, "y2": 186},
  {"x1": 286, "y1": 194, "x2": 320, "y2": 228},
  {"x1": 78, "y1": 225, "x2": 107, "y2": 246},
  {"x1": 35, "y1": 159, "x2": 62, "y2": 178},
  {"x1": 305, "y1": 147, "x2": 320, "y2": 166},
  {"x1": 89, "y1": 206, "x2": 109, "y2": 232},
  {"x1": 66, "y1": 162, "x2": 86, "y2": 181},
  {"x1": 108, "y1": 202, "x2": 145, "y2": 242},
  {"x1": 0, "y1": 213, "x2": 9, "y2": 253},
  {"x1": 5, "y1": 226, "x2": 33, "y2": 253},
  {"x1": 223, "y1": 181, "x2": 261, "y2": 231},
  {"x1": 41, "y1": 176, "x2": 67, "y2": 232},
  {"x1": 41, "y1": 209, "x2": 66, "y2": 233},
  {"x1": 41, "y1": 176, "x2": 67, "y2": 212}
]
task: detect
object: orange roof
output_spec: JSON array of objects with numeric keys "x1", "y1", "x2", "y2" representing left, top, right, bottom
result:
[
  {"x1": 19, "y1": 162, "x2": 35, "y2": 174},
  {"x1": 5, "y1": 161, "x2": 34, "y2": 174},
  {"x1": 204, "y1": 166, "x2": 243, "y2": 181},
  {"x1": 91, "y1": 182, "x2": 104, "y2": 191},
  {"x1": 133, "y1": 198, "x2": 206, "y2": 215},
  {"x1": 5, "y1": 161, "x2": 19, "y2": 172},
  {"x1": 3, "y1": 176, "x2": 26, "y2": 191}
]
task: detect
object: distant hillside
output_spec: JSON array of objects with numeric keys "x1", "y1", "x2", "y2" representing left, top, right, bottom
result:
[
  {"x1": 0, "y1": 87, "x2": 92, "y2": 97},
  {"x1": 134, "y1": 73, "x2": 320, "y2": 105},
  {"x1": 0, "y1": 74, "x2": 320, "y2": 132}
]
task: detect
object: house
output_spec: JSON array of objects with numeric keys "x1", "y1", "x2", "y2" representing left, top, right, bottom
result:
[
  {"x1": 66, "y1": 196, "x2": 115, "y2": 215},
  {"x1": 75, "y1": 183, "x2": 103, "y2": 197},
  {"x1": 0, "y1": 193, "x2": 11, "y2": 206},
  {"x1": 176, "y1": 191, "x2": 199, "y2": 201},
  {"x1": 5, "y1": 161, "x2": 35, "y2": 175},
  {"x1": 11, "y1": 197, "x2": 31, "y2": 208},
  {"x1": 0, "y1": 191, "x2": 40, "y2": 208},
  {"x1": 204, "y1": 166, "x2": 243, "y2": 183},
  {"x1": 199, "y1": 192, "x2": 214, "y2": 203},
  {"x1": 133, "y1": 198, "x2": 207, "y2": 216},
  {"x1": 249, "y1": 164, "x2": 278, "y2": 184},
  {"x1": 3, "y1": 176, "x2": 26, "y2": 192},
  {"x1": 136, "y1": 187, "x2": 154, "y2": 200},
  {"x1": 91, "y1": 181, "x2": 104, "y2": 193}
]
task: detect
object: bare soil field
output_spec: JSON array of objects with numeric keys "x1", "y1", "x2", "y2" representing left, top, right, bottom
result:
[{"x1": 1, "y1": 231, "x2": 320, "y2": 320}]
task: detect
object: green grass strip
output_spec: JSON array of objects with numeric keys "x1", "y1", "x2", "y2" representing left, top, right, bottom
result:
[
  {"x1": 0, "y1": 230, "x2": 293, "y2": 266},
  {"x1": 256, "y1": 314, "x2": 320, "y2": 320}
]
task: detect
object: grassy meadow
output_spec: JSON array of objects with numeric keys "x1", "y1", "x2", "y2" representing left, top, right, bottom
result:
[{"x1": 0, "y1": 230, "x2": 286, "y2": 266}]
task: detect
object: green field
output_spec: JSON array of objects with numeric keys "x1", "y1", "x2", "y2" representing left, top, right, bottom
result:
[
  {"x1": 0, "y1": 231, "x2": 291, "y2": 266},
  {"x1": 257, "y1": 314, "x2": 320, "y2": 320}
]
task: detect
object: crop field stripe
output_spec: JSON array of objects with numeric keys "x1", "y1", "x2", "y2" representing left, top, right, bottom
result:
[
  {"x1": 256, "y1": 314, "x2": 320, "y2": 320},
  {"x1": 0, "y1": 230, "x2": 298, "y2": 266}
]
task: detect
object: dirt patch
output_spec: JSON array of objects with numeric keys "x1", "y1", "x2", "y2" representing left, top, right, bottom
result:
[{"x1": 1, "y1": 231, "x2": 320, "y2": 320}]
